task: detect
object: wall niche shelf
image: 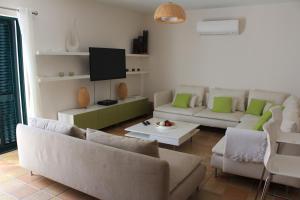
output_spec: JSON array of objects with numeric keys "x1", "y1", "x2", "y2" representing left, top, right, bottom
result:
[
  {"x1": 38, "y1": 75, "x2": 90, "y2": 83},
  {"x1": 38, "y1": 71, "x2": 149, "y2": 83},
  {"x1": 36, "y1": 51, "x2": 149, "y2": 58}
]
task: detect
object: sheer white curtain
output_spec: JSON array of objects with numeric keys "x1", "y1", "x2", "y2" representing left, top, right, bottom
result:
[{"x1": 18, "y1": 8, "x2": 41, "y2": 117}]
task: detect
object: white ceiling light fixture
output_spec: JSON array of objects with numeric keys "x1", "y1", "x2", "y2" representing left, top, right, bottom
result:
[{"x1": 154, "y1": 2, "x2": 186, "y2": 24}]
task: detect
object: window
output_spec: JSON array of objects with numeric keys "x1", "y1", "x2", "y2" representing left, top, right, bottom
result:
[{"x1": 0, "y1": 16, "x2": 27, "y2": 153}]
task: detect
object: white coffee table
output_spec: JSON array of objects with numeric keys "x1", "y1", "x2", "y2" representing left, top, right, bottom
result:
[{"x1": 125, "y1": 118, "x2": 200, "y2": 147}]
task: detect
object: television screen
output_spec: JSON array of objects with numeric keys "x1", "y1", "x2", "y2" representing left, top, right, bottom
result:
[{"x1": 89, "y1": 47, "x2": 126, "y2": 81}]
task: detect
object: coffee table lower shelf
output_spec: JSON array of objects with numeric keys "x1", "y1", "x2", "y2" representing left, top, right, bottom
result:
[
  {"x1": 125, "y1": 129, "x2": 199, "y2": 147},
  {"x1": 125, "y1": 132, "x2": 152, "y2": 140}
]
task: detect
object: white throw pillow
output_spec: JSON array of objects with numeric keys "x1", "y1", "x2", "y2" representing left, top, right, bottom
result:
[
  {"x1": 282, "y1": 107, "x2": 300, "y2": 132},
  {"x1": 248, "y1": 89, "x2": 288, "y2": 106},
  {"x1": 189, "y1": 95, "x2": 198, "y2": 108},
  {"x1": 281, "y1": 120, "x2": 297, "y2": 133},
  {"x1": 205, "y1": 92, "x2": 210, "y2": 108},
  {"x1": 173, "y1": 85, "x2": 205, "y2": 107},
  {"x1": 263, "y1": 102, "x2": 273, "y2": 114},
  {"x1": 29, "y1": 117, "x2": 73, "y2": 135},
  {"x1": 232, "y1": 98, "x2": 238, "y2": 112},
  {"x1": 283, "y1": 95, "x2": 299, "y2": 109},
  {"x1": 208, "y1": 88, "x2": 246, "y2": 112}
]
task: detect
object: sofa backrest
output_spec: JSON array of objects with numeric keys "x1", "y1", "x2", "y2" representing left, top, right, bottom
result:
[
  {"x1": 16, "y1": 124, "x2": 170, "y2": 200},
  {"x1": 207, "y1": 88, "x2": 247, "y2": 112},
  {"x1": 173, "y1": 85, "x2": 206, "y2": 106},
  {"x1": 248, "y1": 89, "x2": 289, "y2": 106}
]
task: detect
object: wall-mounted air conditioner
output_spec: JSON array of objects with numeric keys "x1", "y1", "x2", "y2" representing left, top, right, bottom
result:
[{"x1": 197, "y1": 20, "x2": 240, "y2": 35}]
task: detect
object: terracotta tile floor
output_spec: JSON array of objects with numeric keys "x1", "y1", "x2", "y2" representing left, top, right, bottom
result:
[{"x1": 0, "y1": 117, "x2": 299, "y2": 200}]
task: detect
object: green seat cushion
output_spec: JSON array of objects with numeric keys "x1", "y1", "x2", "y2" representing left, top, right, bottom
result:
[
  {"x1": 254, "y1": 111, "x2": 272, "y2": 131},
  {"x1": 172, "y1": 93, "x2": 192, "y2": 108},
  {"x1": 212, "y1": 97, "x2": 233, "y2": 113},
  {"x1": 246, "y1": 99, "x2": 266, "y2": 116}
]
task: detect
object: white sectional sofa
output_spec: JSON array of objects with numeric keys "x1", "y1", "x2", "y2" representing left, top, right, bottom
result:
[
  {"x1": 154, "y1": 88, "x2": 244, "y2": 129},
  {"x1": 154, "y1": 85, "x2": 300, "y2": 187}
]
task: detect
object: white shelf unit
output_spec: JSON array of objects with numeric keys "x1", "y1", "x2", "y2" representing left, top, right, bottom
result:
[
  {"x1": 126, "y1": 71, "x2": 149, "y2": 75},
  {"x1": 38, "y1": 71, "x2": 149, "y2": 83},
  {"x1": 36, "y1": 51, "x2": 89, "y2": 56},
  {"x1": 36, "y1": 50, "x2": 149, "y2": 58},
  {"x1": 38, "y1": 75, "x2": 90, "y2": 83},
  {"x1": 36, "y1": 50, "x2": 149, "y2": 95}
]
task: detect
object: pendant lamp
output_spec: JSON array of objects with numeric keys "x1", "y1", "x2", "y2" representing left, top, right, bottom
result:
[{"x1": 154, "y1": 2, "x2": 186, "y2": 24}]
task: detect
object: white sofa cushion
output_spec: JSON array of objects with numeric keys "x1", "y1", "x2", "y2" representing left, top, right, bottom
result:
[
  {"x1": 236, "y1": 119, "x2": 259, "y2": 129},
  {"x1": 155, "y1": 104, "x2": 203, "y2": 116},
  {"x1": 240, "y1": 114, "x2": 260, "y2": 123},
  {"x1": 237, "y1": 114, "x2": 260, "y2": 129},
  {"x1": 208, "y1": 88, "x2": 247, "y2": 112},
  {"x1": 194, "y1": 109, "x2": 244, "y2": 122},
  {"x1": 173, "y1": 85, "x2": 205, "y2": 107},
  {"x1": 159, "y1": 148, "x2": 203, "y2": 192},
  {"x1": 86, "y1": 129, "x2": 160, "y2": 157},
  {"x1": 248, "y1": 89, "x2": 288, "y2": 106}
]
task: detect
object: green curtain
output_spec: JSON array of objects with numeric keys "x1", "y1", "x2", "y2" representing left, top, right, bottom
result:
[{"x1": 0, "y1": 16, "x2": 27, "y2": 153}]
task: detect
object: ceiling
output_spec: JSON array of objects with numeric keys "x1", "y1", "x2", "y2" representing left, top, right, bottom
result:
[{"x1": 96, "y1": 0, "x2": 297, "y2": 13}]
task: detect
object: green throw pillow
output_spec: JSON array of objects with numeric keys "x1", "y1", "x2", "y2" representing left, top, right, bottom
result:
[
  {"x1": 254, "y1": 111, "x2": 272, "y2": 131},
  {"x1": 212, "y1": 97, "x2": 233, "y2": 113},
  {"x1": 246, "y1": 99, "x2": 266, "y2": 116},
  {"x1": 172, "y1": 93, "x2": 192, "y2": 108},
  {"x1": 254, "y1": 104, "x2": 285, "y2": 131}
]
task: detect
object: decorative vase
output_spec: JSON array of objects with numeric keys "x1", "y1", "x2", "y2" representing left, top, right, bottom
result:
[
  {"x1": 117, "y1": 82, "x2": 128, "y2": 100},
  {"x1": 66, "y1": 19, "x2": 80, "y2": 52},
  {"x1": 78, "y1": 87, "x2": 90, "y2": 108}
]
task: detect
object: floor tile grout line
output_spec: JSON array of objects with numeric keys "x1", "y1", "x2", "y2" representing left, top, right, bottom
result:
[
  {"x1": 0, "y1": 187, "x2": 19, "y2": 200},
  {"x1": 12, "y1": 172, "x2": 75, "y2": 199},
  {"x1": 11, "y1": 174, "x2": 60, "y2": 199}
]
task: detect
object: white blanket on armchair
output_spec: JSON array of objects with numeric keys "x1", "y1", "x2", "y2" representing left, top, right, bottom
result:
[{"x1": 224, "y1": 127, "x2": 267, "y2": 163}]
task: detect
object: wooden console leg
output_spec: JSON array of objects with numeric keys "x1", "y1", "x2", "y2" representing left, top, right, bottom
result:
[
  {"x1": 30, "y1": 171, "x2": 33, "y2": 176},
  {"x1": 214, "y1": 168, "x2": 218, "y2": 177}
]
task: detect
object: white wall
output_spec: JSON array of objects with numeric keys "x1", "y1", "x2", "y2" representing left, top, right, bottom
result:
[
  {"x1": 144, "y1": 2, "x2": 300, "y2": 101},
  {"x1": 2, "y1": 1, "x2": 300, "y2": 118},
  {"x1": 1, "y1": 0, "x2": 146, "y2": 119}
]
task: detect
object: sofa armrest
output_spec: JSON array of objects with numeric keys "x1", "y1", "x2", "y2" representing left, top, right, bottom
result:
[
  {"x1": 224, "y1": 127, "x2": 267, "y2": 163},
  {"x1": 154, "y1": 90, "x2": 172, "y2": 108},
  {"x1": 277, "y1": 132, "x2": 300, "y2": 145},
  {"x1": 276, "y1": 132, "x2": 300, "y2": 156}
]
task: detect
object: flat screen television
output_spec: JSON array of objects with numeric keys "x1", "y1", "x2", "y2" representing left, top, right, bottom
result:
[{"x1": 89, "y1": 47, "x2": 126, "y2": 81}]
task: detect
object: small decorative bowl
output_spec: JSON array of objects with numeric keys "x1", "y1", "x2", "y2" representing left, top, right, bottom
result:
[{"x1": 154, "y1": 121, "x2": 176, "y2": 131}]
